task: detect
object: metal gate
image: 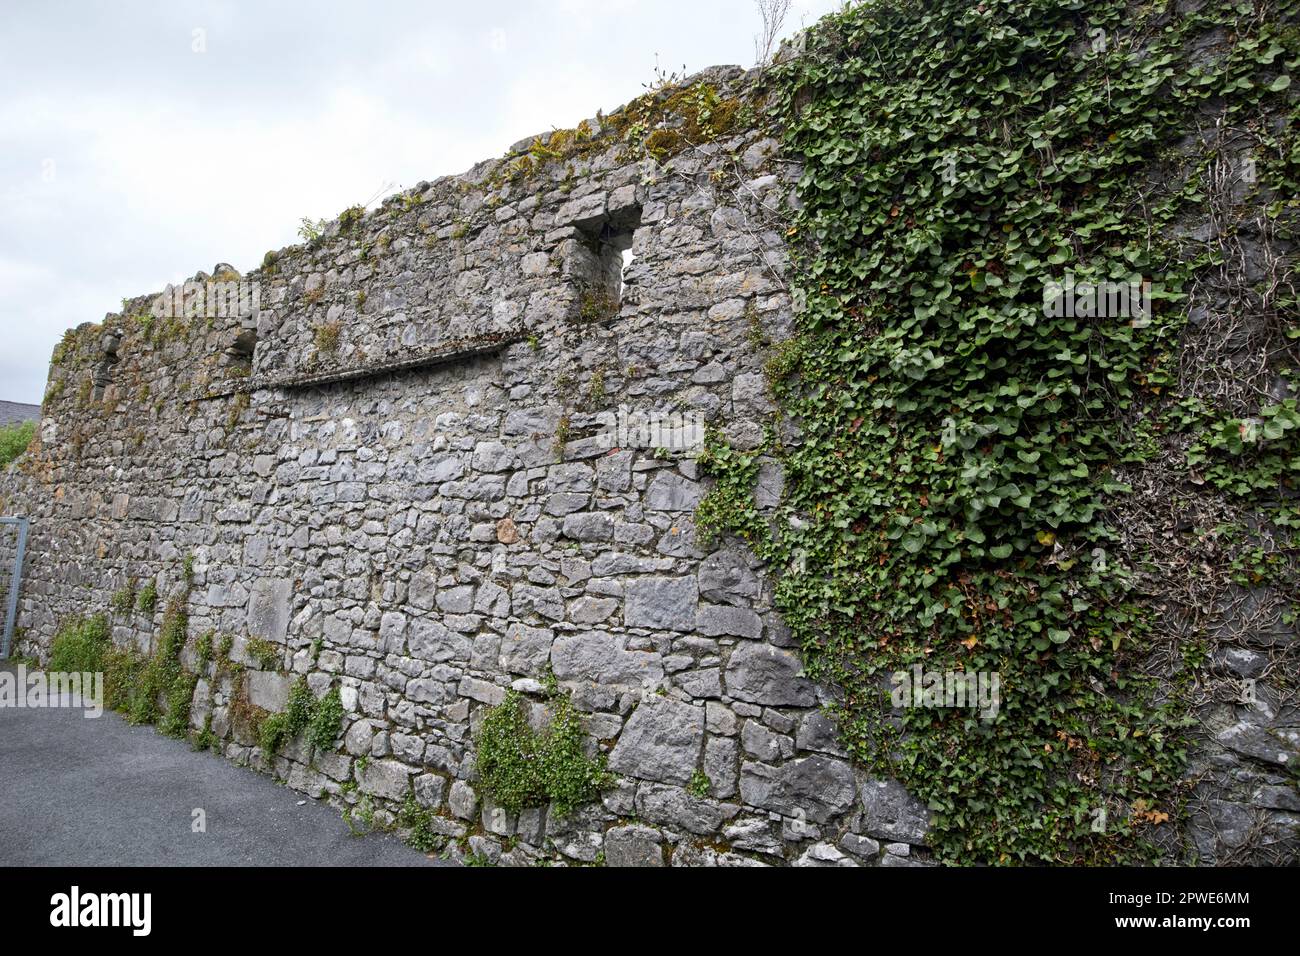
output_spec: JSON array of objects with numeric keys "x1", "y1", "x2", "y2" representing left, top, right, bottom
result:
[{"x1": 0, "y1": 517, "x2": 29, "y2": 660}]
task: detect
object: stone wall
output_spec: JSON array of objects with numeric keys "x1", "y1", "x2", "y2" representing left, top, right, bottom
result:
[
  {"x1": 0, "y1": 66, "x2": 926, "y2": 867},
  {"x1": 3, "y1": 42, "x2": 1296, "y2": 866}
]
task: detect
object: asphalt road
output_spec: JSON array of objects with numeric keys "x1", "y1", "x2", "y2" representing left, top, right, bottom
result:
[{"x1": 0, "y1": 664, "x2": 446, "y2": 866}]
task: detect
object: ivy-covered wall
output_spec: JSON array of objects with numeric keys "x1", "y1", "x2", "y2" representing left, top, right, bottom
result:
[
  {"x1": 752, "y1": 0, "x2": 1299, "y2": 863},
  {"x1": 1, "y1": 0, "x2": 1297, "y2": 866}
]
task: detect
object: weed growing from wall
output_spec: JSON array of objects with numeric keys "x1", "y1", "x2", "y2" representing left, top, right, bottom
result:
[
  {"x1": 306, "y1": 686, "x2": 345, "y2": 751},
  {"x1": 47, "y1": 615, "x2": 110, "y2": 673},
  {"x1": 475, "y1": 689, "x2": 613, "y2": 816}
]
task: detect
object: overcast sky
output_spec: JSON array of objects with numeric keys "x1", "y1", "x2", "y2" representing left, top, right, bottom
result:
[{"x1": 0, "y1": 0, "x2": 837, "y2": 405}]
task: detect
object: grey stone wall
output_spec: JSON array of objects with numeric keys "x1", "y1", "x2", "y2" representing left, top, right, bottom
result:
[
  {"x1": 0, "y1": 66, "x2": 926, "y2": 866},
  {"x1": 3, "y1": 52, "x2": 1295, "y2": 866}
]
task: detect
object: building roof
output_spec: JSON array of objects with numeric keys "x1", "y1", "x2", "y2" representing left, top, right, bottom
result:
[{"x1": 0, "y1": 401, "x2": 41, "y2": 427}]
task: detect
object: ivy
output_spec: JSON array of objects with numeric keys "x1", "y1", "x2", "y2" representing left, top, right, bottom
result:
[
  {"x1": 1187, "y1": 398, "x2": 1300, "y2": 515},
  {"x1": 766, "y1": 0, "x2": 1299, "y2": 863},
  {"x1": 695, "y1": 429, "x2": 769, "y2": 548}
]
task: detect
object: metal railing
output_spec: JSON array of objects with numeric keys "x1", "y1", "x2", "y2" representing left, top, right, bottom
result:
[{"x1": 0, "y1": 517, "x2": 29, "y2": 660}]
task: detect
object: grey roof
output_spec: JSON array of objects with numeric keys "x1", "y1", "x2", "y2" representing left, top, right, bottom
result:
[{"x1": 0, "y1": 401, "x2": 40, "y2": 426}]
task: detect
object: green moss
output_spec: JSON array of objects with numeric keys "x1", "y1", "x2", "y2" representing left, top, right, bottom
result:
[{"x1": 576, "y1": 286, "x2": 619, "y2": 324}]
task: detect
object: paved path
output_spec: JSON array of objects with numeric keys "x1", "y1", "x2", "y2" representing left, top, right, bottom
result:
[{"x1": 0, "y1": 664, "x2": 446, "y2": 866}]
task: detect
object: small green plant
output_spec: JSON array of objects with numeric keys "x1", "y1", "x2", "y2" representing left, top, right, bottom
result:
[
  {"x1": 225, "y1": 392, "x2": 249, "y2": 433},
  {"x1": 298, "y1": 217, "x2": 328, "y2": 244},
  {"x1": 150, "y1": 600, "x2": 192, "y2": 733},
  {"x1": 136, "y1": 581, "x2": 159, "y2": 615},
  {"x1": 584, "y1": 369, "x2": 606, "y2": 408},
  {"x1": 0, "y1": 420, "x2": 36, "y2": 468},
  {"x1": 577, "y1": 286, "x2": 619, "y2": 323},
  {"x1": 554, "y1": 416, "x2": 571, "y2": 459},
  {"x1": 338, "y1": 204, "x2": 365, "y2": 232},
  {"x1": 195, "y1": 630, "x2": 213, "y2": 671},
  {"x1": 745, "y1": 300, "x2": 767, "y2": 348},
  {"x1": 397, "y1": 794, "x2": 442, "y2": 852},
  {"x1": 259, "y1": 677, "x2": 316, "y2": 754},
  {"x1": 133, "y1": 312, "x2": 155, "y2": 340},
  {"x1": 307, "y1": 686, "x2": 345, "y2": 751},
  {"x1": 103, "y1": 597, "x2": 194, "y2": 733},
  {"x1": 762, "y1": 338, "x2": 802, "y2": 396},
  {"x1": 193, "y1": 714, "x2": 218, "y2": 753},
  {"x1": 343, "y1": 793, "x2": 375, "y2": 836},
  {"x1": 694, "y1": 430, "x2": 766, "y2": 548},
  {"x1": 110, "y1": 581, "x2": 137, "y2": 617},
  {"x1": 687, "y1": 769, "x2": 711, "y2": 799},
  {"x1": 313, "y1": 321, "x2": 342, "y2": 355},
  {"x1": 474, "y1": 689, "x2": 613, "y2": 817},
  {"x1": 245, "y1": 637, "x2": 281, "y2": 670},
  {"x1": 48, "y1": 615, "x2": 110, "y2": 673}
]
